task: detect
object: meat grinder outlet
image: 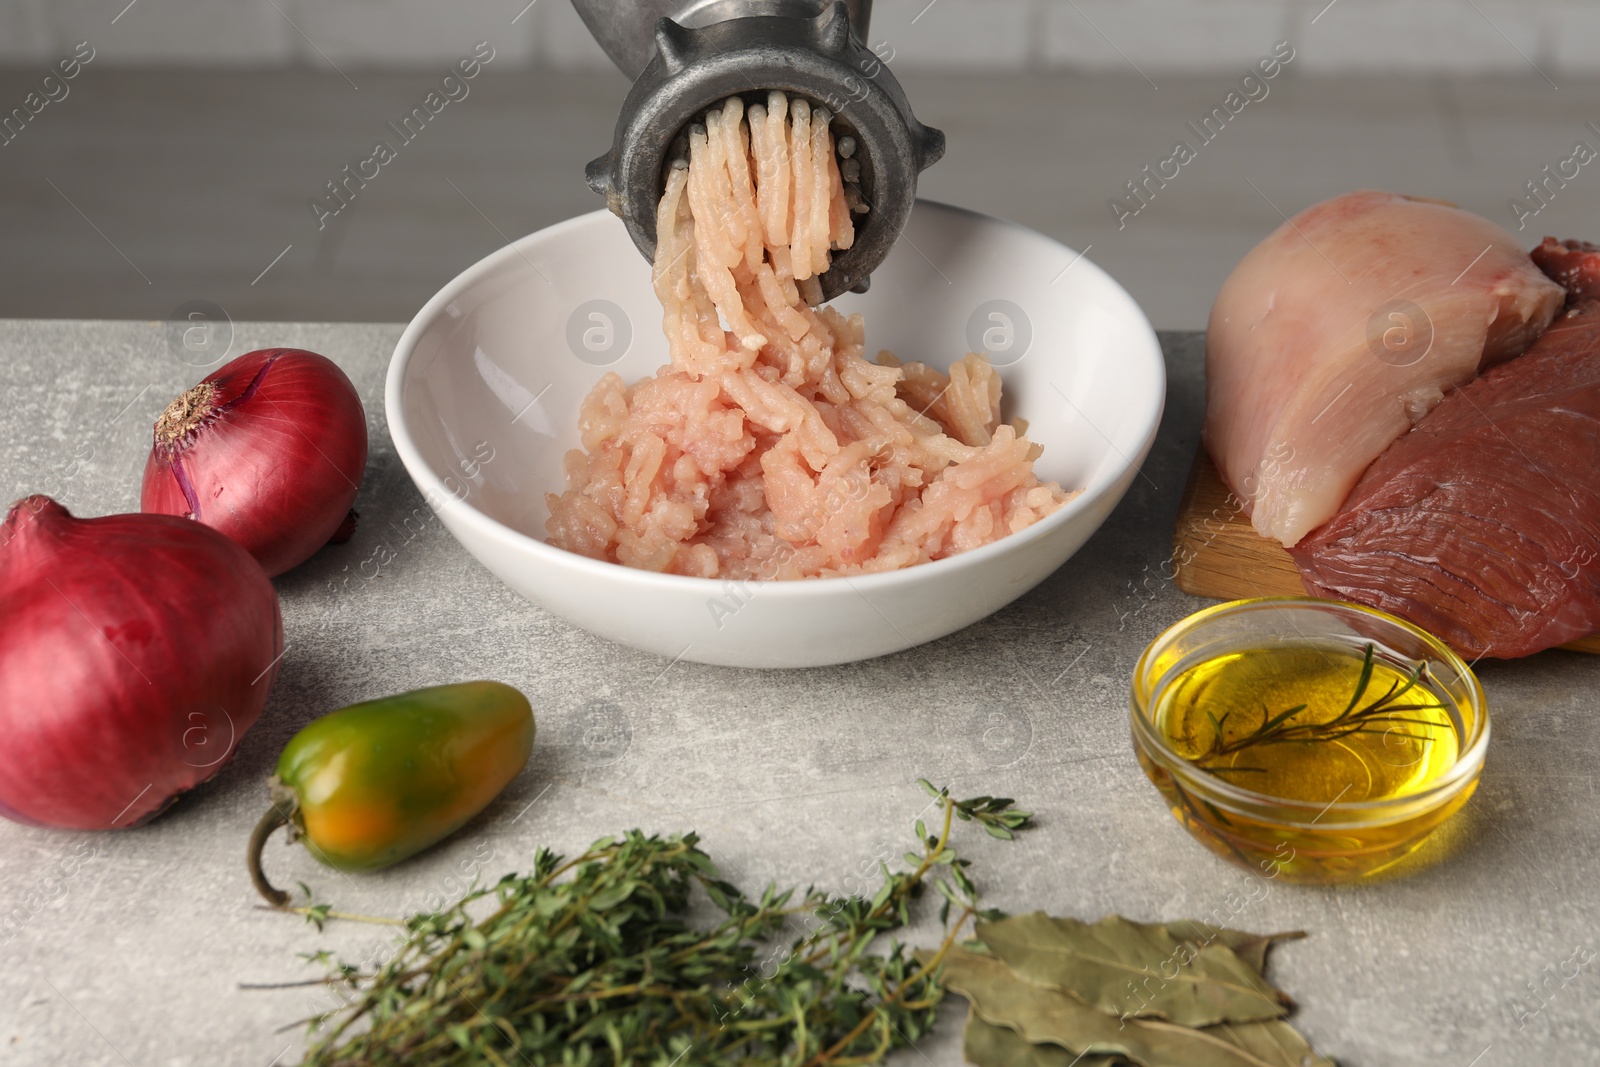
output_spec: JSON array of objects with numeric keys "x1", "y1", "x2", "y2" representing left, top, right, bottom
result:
[{"x1": 572, "y1": 0, "x2": 945, "y2": 300}]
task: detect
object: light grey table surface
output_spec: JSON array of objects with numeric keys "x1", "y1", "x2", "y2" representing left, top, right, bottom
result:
[{"x1": 1, "y1": 320, "x2": 1596, "y2": 1066}]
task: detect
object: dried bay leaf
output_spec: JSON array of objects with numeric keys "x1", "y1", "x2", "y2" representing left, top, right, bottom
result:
[
  {"x1": 1203, "y1": 1020, "x2": 1334, "y2": 1067},
  {"x1": 1160, "y1": 921, "x2": 1307, "y2": 977},
  {"x1": 936, "y1": 946, "x2": 1335, "y2": 1067},
  {"x1": 964, "y1": 1008, "x2": 1126, "y2": 1066},
  {"x1": 976, "y1": 912, "x2": 1290, "y2": 1027}
]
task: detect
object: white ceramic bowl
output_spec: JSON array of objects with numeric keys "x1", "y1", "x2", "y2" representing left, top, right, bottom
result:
[{"x1": 387, "y1": 201, "x2": 1163, "y2": 668}]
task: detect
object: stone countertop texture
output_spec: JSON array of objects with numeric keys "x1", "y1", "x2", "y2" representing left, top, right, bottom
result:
[{"x1": 0, "y1": 321, "x2": 1596, "y2": 1065}]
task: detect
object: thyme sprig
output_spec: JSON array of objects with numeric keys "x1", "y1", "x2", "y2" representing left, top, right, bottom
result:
[
  {"x1": 276, "y1": 780, "x2": 1031, "y2": 1067},
  {"x1": 1194, "y1": 643, "x2": 1449, "y2": 772}
]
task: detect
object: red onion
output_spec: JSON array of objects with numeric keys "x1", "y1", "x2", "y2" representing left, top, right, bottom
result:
[
  {"x1": 142, "y1": 348, "x2": 368, "y2": 577},
  {"x1": 0, "y1": 497, "x2": 283, "y2": 830}
]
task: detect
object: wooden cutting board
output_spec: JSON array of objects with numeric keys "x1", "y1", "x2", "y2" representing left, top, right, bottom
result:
[{"x1": 1170, "y1": 449, "x2": 1600, "y2": 655}]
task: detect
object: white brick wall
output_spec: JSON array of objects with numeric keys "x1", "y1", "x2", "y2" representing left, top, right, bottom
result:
[
  {"x1": 0, "y1": 0, "x2": 1594, "y2": 75},
  {"x1": 533, "y1": 0, "x2": 611, "y2": 71},
  {"x1": 45, "y1": 0, "x2": 295, "y2": 66},
  {"x1": 1041, "y1": 1, "x2": 1289, "y2": 74},
  {"x1": 0, "y1": 2, "x2": 53, "y2": 64},
  {"x1": 1549, "y1": 4, "x2": 1600, "y2": 75},
  {"x1": 1290, "y1": 0, "x2": 1543, "y2": 76},
  {"x1": 290, "y1": 0, "x2": 536, "y2": 67},
  {"x1": 867, "y1": 0, "x2": 1034, "y2": 71}
]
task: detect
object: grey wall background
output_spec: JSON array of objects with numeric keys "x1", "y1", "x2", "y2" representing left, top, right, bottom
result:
[{"x1": 0, "y1": 0, "x2": 1593, "y2": 77}]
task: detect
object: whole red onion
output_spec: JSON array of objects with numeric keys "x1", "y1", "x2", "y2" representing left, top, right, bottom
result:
[
  {"x1": 0, "y1": 496, "x2": 283, "y2": 830},
  {"x1": 142, "y1": 348, "x2": 368, "y2": 577}
]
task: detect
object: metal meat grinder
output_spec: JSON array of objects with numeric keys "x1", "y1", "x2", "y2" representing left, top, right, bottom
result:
[{"x1": 572, "y1": 0, "x2": 945, "y2": 300}]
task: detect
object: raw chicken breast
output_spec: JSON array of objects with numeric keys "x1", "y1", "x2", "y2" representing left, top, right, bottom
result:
[
  {"x1": 1206, "y1": 190, "x2": 1564, "y2": 547},
  {"x1": 1292, "y1": 300, "x2": 1600, "y2": 659}
]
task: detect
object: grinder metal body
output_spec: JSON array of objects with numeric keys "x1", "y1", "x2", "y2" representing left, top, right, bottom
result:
[{"x1": 573, "y1": 0, "x2": 944, "y2": 300}]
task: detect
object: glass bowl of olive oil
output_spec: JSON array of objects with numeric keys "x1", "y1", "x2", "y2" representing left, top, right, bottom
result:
[{"x1": 1130, "y1": 597, "x2": 1488, "y2": 884}]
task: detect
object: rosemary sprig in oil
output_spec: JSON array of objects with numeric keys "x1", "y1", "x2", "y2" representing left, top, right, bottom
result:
[{"x1": 1195, "y1": 643, "x2": 1449, "y2": 772}]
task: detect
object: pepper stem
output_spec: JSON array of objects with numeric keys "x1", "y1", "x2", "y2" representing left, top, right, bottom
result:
[{"x1": 247, "y1": 804, "x2": 292, "y2": 907}]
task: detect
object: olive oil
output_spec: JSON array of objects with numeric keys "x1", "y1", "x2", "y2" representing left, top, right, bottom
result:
[
  {"x1": 1153, "y1": 643, "x2": 1462, "y2": 805},
  {"x1": 1132, "y1": 600, "x2": 1488, "y2": 884}
]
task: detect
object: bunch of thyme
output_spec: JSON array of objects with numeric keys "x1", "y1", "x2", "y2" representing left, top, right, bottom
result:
[{"x1": 283, "y1": 780, "x2": 1032, "y2": 1066}]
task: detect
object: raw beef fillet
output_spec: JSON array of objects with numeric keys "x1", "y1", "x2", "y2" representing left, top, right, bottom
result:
[
  {"x1": 1206, "y1": 191, "x2": 1564, "y2": 547},
  {"x1": 1292, "y1": 301, "x2": 1600, "y2": 658},
  {"x1": 1531, "y1": 237, "x2": 1600, "y2": 303}
]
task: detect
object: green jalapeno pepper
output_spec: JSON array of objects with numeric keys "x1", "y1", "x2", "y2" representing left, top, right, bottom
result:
[{"x1": 247, "y1": 681, "x2": 534, "y2": 905}]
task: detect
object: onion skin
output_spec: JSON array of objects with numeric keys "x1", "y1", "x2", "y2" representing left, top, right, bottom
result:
[
  {"x1": 142, "y1": 348, "x2": 368, "y2": 578},
  {"x1": 0, "y1": 497, "x2": 284, "y2": 830}
]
